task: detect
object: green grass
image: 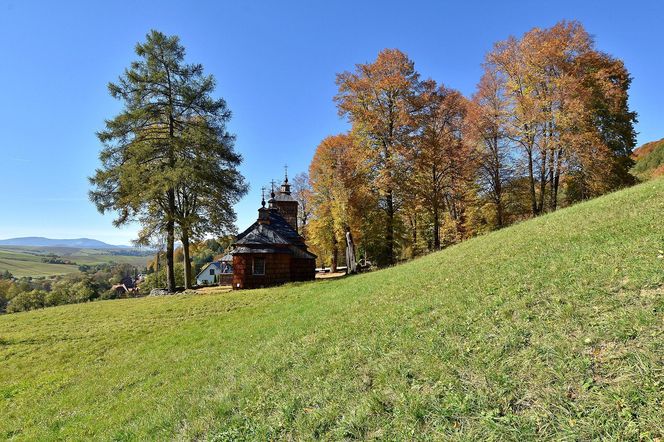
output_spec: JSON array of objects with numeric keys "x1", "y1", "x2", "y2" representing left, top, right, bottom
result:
[
  {"x1": 1, "y1": 180, "x2": 663, "y2": 440},
  {"x1": 0, "y1": 246, "x2": 149, "y2": 277}
]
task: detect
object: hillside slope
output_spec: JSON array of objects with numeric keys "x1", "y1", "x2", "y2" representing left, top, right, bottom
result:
[
  {"x1": 632, "y1": 137, "x2": 664, "y2": 180},
  {"x1": 0, "y1": 246, "x2": 150, "y2": 278},
  {"x1": 1, "y1": 180, "x2": 663, "y2": 440}
]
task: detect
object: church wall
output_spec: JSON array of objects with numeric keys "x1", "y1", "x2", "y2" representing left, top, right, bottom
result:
[
  {"x1": 232, "y1": 253, "x2": 292, "y2": 289},
  {"x1": 290, "y1": 257, "x2": 316, "y2": 282}
]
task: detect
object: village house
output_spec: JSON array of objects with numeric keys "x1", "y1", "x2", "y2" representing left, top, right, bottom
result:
[
  {"x1": 110, "y1": 275, "x2": 141, "y2": 297},
  {"x1": 230, "y1": 172, "x2": 316, "y2": 289},
  {"x1": 195, "y1": 261, "x2": 222, "y2": 285},
  {"x1": 196, "y1": 255, "x2": 233, "y2": 286}
]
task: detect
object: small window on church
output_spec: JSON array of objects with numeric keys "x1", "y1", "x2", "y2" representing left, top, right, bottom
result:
[
  {"x1": 209, "y1": 269, "x2": 215, "y2": 276},
  {"x1": 253, "y1": 258, "x2": 265, "y2": 275}
]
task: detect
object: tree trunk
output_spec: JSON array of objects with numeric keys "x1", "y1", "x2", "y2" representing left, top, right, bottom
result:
[
  {"x1": 493, "y1": 134, "x2": 504, "y2": 228},
  {"x1": 551, "y1": 147, "x2": 562, "y2": 211},
  {"x1": 433, "y1": 199, "x2": 440, "y2": 250},
  {"x1": 386, "y1": 188, "x2": 394, "y2": 265},
  {"x1": 411, "y1": 215, "x2": 417, "y2": 256},
  {"x1": 166, "y1": 96, "x2": 176, "y2": 293},
  {"x1": 182, "y1": 230, "x2": 192, "y2": 289},
  {"x1": 166, "y1": 189, "x2": 176, "y2": 293},
  {"x1": 494, "y1": 168, "x2": 504, "y2": 227},
  {"x1": 538, "y1": 148, "x2": 547, "y2": 214},
  {"x1": 527, "y1": 148, "x2": 538, "y2": 216},
  {"x1": 548, "y1": 145, "x2": 556, "y2": 212},
  {"x1": 331, "y1": 239, "x2": 338, "y2": 273},
  {"x1": 155, "y1": 251, "x2": 160, "y2": 288}
]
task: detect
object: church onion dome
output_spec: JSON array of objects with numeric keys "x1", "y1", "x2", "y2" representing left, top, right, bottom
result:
[{"x1": 268, "y1": 188, "x2": 277, "y2": 208}]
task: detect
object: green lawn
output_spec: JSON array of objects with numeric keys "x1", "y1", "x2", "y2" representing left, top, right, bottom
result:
[
  {"x1": 1, "y1": 179, "x2": 663, "y2": 440},
  {"x1": 0, "y1": 247, "x2": 149, "y2": 277}
]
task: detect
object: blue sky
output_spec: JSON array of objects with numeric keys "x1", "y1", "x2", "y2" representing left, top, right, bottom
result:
[{"x1": 0, "y1": 0, "x2": 662, "y2": 245}]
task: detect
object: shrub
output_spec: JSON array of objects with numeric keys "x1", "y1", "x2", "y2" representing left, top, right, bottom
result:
[{"x1": 7, "y1": 290, "x2": 47, "y2": 313}]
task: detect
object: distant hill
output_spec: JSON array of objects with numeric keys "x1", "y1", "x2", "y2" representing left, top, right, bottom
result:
[
  {"x1": 0, "y1": 237, "x2": 130, "y2": 249},
  {"x1": 631, "y1": 137, "x2": 664, "y2": 180}
]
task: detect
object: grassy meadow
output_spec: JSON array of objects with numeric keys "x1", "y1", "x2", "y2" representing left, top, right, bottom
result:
[
  {"x1": 0, "y1": 246, "x2": 150, "y2": 277},
  {"x1": 0, "y1": 179, "x2": 663, "y2": 440}
]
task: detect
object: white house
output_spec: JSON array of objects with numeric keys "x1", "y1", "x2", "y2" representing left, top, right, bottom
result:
[{"x1": 196, "y1": 261, "x2": 222, "y2": 285}]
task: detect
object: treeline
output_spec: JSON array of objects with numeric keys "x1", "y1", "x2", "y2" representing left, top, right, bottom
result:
[
  {"x1": 299, "y1": 21, "x2": 637, "y2": 267},
  {"x1": 0, "y1": 263, "x2": 143, "y2": 314},
  {"x1": 41, "y1": 255, "x2": 76, "y2": 265}
]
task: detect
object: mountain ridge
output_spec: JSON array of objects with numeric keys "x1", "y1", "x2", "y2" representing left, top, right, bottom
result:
[{"x1": 0, "y1": 236, "x2": 130, "y2": 249}]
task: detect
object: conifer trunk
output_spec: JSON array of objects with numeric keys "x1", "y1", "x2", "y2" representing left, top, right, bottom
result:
[{"x1": 166, "y1": 189, "x2": 176, "y2": 293}]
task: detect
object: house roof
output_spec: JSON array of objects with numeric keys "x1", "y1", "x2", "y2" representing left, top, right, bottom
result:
[
  {"x1": 289, "y1": 245, "x2": 317, "y2": 259},
  {"x1": 195, "y1": 261, "x2": 221, "y2": 279},
  {"x1": 235, "y1": 209, "x2": 304, "y2": 246}
]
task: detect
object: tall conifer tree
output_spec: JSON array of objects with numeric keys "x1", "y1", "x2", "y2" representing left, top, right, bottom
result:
[{"x1": 90, "y1": 30, "x2": 245, "y2": 292}]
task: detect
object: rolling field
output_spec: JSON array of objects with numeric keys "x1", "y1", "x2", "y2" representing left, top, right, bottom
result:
[
  {"x1": 0, "y1": 179, "x2": 662, "y2": 440},
  {"x1": 0, "y1": 246, "x2": 150, "y2": 277},
  {"x1": 0, "y1": 248, "x2": 77, "y2": 277}
]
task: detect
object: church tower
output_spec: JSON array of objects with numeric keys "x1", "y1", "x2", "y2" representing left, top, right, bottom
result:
[{"x1": 272, "y1": 168, "x2": 299, "y2": 232}]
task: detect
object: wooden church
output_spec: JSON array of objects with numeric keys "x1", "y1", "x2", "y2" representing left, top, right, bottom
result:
[{"x1": 230, "y1": 172, "x2": 316, "y2": 289}]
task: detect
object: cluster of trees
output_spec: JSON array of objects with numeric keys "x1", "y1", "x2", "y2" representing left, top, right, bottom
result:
[
  {"x1": 0, "y1": 263, "x2": 143, "y2": 314},
  {"x1": 301, "y1": 21, "x2": 637, "y2": 267},
  {"x1": 141, "y1": 237, "x2": 232, "y2": 291},
  {"x1": 90, "y1": 31, "x2": 247, "y2": 293},
  {"x1": 41, "y1": 255, "x2": 76, "y2": 265}
]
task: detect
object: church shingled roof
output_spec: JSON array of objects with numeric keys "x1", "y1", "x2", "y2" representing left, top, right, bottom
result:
[
  {"x1": 273, "y1": 192, "x2": 296, "y2": 202},
  {"x1": 234, "y1": 209, "x2": 305, "y2": 248}
]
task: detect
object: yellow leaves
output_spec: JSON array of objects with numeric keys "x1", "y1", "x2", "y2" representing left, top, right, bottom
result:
[{"x1": 335, "y1": 48, "x2": 420, "y2": 148}]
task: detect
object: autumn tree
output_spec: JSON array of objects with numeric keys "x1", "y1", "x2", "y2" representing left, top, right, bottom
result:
[
  {"x1": 410, "y1": 80, "x2": 469, "y2": 249},
  {"x1": 308, "y1": 134, "x2": 378, "y2": 270},
  {"x1": 487, "y1": 21, "x2": 636, "y2": 214},
  {"x1": 291, "y1": 172, "x2": 313, "y2": 238},
  {"x1": 565, "y1": 51, "x2": 637, "y2": 199},
  {"x1": 467, "y1": 67, "x2": 512, "y2": 227},
  {"x1": 90, "y1": 30, "x2": 245, "y2": 292},
  {"x1": 488, "y1": 34, "x2": 545, "y2": 216},
  {"x1": 335, "y1": 49, "x2": 421, "y2": 265}
]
